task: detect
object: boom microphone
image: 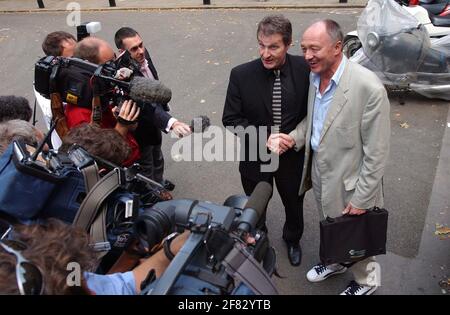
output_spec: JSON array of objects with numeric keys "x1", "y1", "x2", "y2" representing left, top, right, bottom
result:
[
  {"x1": 237, "y1": 181, "x2": 273, "y2": 234},
  {"x1": 129, "y1": 76, "x2": 172, "y2": 104}
]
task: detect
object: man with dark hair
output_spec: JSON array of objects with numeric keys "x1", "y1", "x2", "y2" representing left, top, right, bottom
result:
[
  {"x1": 42, "y1": 31, "x2": 76, "y2": 57},
  {"x1": 222, "y1": 14, "x2": 310, "y2": 266},
  {"x1": 268, "y1": 19, "x2": 390, "y2": 295},
  {"x1": 114, "y1": 27, "x2": 191, "y2": 195},
  {"x1": 0, "y1": 95, "x2": 32, "y2": 122},
  {"x1": 36, "y1": 31, "x2": 77, "y2": 149},
  {"x1": 59, "y1": 123, "x2": 131, "y2": 166}
]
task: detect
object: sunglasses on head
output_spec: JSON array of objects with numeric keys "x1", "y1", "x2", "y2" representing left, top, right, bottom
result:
[{"x1": 0, "y1": 239, "x2": 44, "y2": 295}]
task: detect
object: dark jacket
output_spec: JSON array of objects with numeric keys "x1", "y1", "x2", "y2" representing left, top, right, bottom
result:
[
  {"x1": 117, "y1": 49, "x2": 172, "y2": 146},
  {"x1": 222, "y1": 54, "x2": 310, "y2": 180}
]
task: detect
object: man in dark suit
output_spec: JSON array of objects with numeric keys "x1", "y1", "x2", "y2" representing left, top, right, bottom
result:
[
  {"x1": 222, "y1": 14, "x2": 309, "y2": 266},
  {"x1": 114, "y1": 27, "x2": 191, "y2": 197}
]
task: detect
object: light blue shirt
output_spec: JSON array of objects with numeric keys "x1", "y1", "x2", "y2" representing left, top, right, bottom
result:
[
  {"x1": 85, "y1": 271, "x2": 137, "y2": 295},
  {"x1": 310, "y1": 56, "x2": 347, "y2": 152}
]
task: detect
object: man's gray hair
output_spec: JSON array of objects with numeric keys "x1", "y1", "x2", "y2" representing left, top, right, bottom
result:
[
  {"x1": 257, "y1": 14, "x2": 292, "y2": 45},
  {"x1": 322, "y1": 19, "x2": 344, "y2": 43},
  {"x1": 0, "y1": 119, "x2": 40, "y2": 155}
]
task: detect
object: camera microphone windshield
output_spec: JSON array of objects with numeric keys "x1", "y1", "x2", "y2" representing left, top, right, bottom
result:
[
  {"x1": 129, "y1": 77, "x2": 172, "y2": 105},
  {"x1": 237, "y1": 181, "x2": 273, "y2": 234}
]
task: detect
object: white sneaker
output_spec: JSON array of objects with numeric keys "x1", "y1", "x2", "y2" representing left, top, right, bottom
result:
[
  {"x1": 340, "y1": 280, "x2": 377, "y2": 295},
  {"x1": 306, "y1": 263, "x2": 347, "y2": 282}
]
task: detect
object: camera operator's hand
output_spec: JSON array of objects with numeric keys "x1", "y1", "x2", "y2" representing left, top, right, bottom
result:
[
  {"x1": 115, "y1": 100, "x2": 140, "y2": 137},
  {"x1": 171, "y1": 121, "x2": 191, "y2": 137},
  {"x1": 133, "y1": 231, "x2": 190, "y2": 294}
]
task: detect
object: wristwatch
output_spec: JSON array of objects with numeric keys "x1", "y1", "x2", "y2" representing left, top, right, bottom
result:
[{"x1": 163, "y1": 232, "x2": 179, "y2": 261}]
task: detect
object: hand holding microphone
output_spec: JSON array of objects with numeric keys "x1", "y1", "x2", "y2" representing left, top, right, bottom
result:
[
  {"x1": 171, "y1": 115, "x2": 211, "y2": 137},
  {"x1": 171, "y1": 121, "x2": 191, "y2": 137}
]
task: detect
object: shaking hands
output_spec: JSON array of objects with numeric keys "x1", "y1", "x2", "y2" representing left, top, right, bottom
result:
[{"x1": 266, "y1": 133, "x2": 296, "y2": 155}]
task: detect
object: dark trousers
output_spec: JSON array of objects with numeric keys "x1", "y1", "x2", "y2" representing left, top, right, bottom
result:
[
  {"x1": 241, "y1": 173, "x2": 304, "y2": 243},
  {"x1": 138, "y1": 144, "x2": 165, "y2": 184}
]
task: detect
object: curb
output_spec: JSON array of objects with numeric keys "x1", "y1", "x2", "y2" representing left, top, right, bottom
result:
[{"x1": 0, "y1": 4, "x2": 366, "y2": 13}]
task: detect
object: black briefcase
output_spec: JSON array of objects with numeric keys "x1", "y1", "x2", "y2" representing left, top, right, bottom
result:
[{"x1": 319, "y1": 208, "x2": 388, "y2": 265}]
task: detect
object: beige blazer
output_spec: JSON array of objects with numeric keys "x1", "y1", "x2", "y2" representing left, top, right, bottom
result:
[{"x1": 289, "y1": 60, "x2": 390, "y2": 218}]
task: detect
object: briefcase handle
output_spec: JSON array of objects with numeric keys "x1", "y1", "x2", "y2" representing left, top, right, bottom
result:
[{"x1": 372, "y1": 207, "x2": 384, "y2": 213}]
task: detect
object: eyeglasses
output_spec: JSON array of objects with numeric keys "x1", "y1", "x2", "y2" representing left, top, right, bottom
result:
[{"x1": 0, "y1": 239, "x2": 44, "y2": 295}]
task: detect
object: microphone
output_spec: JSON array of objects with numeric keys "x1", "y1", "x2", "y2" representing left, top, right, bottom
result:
[
  {"x1": 237, "y1": 181, "x2": 273, "y2": 234},
  {"x1": 190, "y1": 115, "x2": 210, "y2": 133},
  {"x1": 129, "y1": 76, "x2": 172, "y2": 104}
]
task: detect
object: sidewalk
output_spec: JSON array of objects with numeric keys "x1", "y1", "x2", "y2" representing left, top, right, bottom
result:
[{"x1": 0, "y1": 0, "x2": 368, "y2": 12}]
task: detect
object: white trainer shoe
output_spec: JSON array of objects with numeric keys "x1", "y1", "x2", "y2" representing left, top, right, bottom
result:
[
  {"x1": 306, "y1": 262, "x2": 348, "y2": 282},
  {"x1": 340, "y1": 280, "x2": 377, "y2": 295}
]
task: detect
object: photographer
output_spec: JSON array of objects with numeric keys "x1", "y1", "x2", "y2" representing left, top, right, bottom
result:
[
  {"x1": 0, "y1": 218, "x2": 189, "y2": 295},
  {"x1": 114, "y1": 27, "x2": 191, "y2": 195},
  {"x1": 67, "y1": 37, "x2": 141, "y2": 166},
  {"x1": 59, "y1": 123, "x2": 131, "y2": 166},
  {"x1": 34, "y1": 31, "x2": 77, "y2": 149},
  {"x1": 42, "y1": 31, "x2": 77, "y2": 58}
]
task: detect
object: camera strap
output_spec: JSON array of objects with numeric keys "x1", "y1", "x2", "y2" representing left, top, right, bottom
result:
[
  {"x1": 222, "y1": 242, "x2": 279, "y2": 295},
  {"x1": 73, "y1": 168, "x2": 122, "y2": 231},
  {"x1": 89, "y1": 203, "x2": 110, "y2": 256},
  {"x1": 81, "y1": 163, "x2": 100, "y2": 193},
  {"x1": 50, "y1": 92, "x2": 70, "y2": 139}
]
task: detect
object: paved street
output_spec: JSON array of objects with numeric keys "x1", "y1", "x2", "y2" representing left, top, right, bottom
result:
[{"x1": 0, "y1": 4, "x2": 448, "y2": 295}]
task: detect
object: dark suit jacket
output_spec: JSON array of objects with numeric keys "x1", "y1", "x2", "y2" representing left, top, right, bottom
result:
[
  {"x1": 222, "y1": 54, "x2": 310, "y2": 180},
  {"x1": 117, "y1": 49, "x2": 172, "y2": 146}
]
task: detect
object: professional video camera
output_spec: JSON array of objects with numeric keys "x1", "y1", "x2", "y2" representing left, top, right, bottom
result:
[
  {"x1": 0, "y1": 132, "x2": 171, "y2": 271},
  {"x1": 134, "y1": 182, "x2": 279, "y2": 295},
  {"x1": 34, "y1": 55, "x2": 172, "y2": 109}
]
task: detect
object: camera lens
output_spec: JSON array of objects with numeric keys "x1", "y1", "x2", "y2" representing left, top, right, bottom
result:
[{"x1": 134, "y1": 207, "x2": 174, "y2": 250}]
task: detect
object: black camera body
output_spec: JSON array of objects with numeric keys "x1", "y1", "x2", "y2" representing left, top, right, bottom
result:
[
  {"x1": 136, "y1": 195, "x2": 276, "y2": 295},
  {"x1": 34, "y1": 56, "x2": 124, "y2": 109}
]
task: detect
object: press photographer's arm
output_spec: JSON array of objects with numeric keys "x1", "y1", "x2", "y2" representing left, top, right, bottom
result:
[
  {"x1": 0, "y1": 219, "x2": 189, "y2": 295},
  {"x1": 132, "y1": 231, "x2": 189, "y2": 293}
]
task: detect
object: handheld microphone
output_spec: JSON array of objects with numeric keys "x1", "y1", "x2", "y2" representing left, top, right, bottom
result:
[
  {"x1": 237, "y1": 181, "x2": 273, "y2": 234},
  {"x1": 190, "y1": 115, "x2": 211, "y2": 133},
  {"x1": 129, "y1": 76, "x2": 172, "y2": 104}
]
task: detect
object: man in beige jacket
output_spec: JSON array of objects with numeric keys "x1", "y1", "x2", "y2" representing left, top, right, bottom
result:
[{"x1": 268, "y1": 19, "x2": 390, "y2": 295}]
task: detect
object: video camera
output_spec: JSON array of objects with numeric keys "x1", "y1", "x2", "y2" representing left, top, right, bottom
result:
[
  {"x1": 34, "y1": 54, "x2": 172, "y2": 110},
  {"x1": 135, "y1": 182, "x2": 278, "y2": 295}
]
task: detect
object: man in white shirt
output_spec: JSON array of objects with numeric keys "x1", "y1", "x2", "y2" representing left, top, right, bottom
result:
[{"x1": 34, "y1": 31, "x2": 77, "y2": 149}]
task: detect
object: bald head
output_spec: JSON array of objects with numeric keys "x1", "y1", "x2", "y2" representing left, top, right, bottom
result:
[
  {"x1": 304, "y1": 20, "x2": 343, "y2": 46},
  {"x1": 74, "y1": 37, "x2": 115, "y2": 64},
  {"x1": 301, "y1": 19, "x2": 343, "y2": 76}
]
